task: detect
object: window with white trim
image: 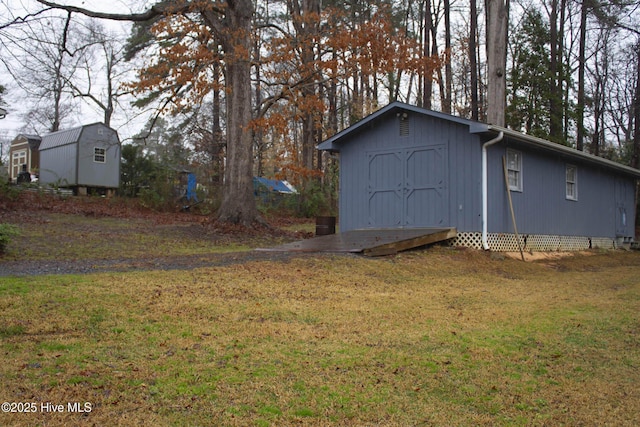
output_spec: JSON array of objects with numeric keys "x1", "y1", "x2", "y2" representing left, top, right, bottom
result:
[
  {"x1": 566, "y1": 165, "x2": 578, "y2": 201},
  {"x1": 94, "y1": 147, "x2": 106, "y2": 163},
  {"x1": 506, "y1": 149, "x2": 522, "y2": 192}
]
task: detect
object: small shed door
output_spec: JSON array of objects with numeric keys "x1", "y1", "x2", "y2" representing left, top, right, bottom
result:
[
  {"x1": 367, "y1": 150, "x2": 404, "y2": 227},
  {"x1": 367, "y1": 145, "x2": 448, "y2": 228}
]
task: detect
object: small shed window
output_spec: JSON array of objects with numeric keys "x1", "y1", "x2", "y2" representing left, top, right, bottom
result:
[
  {"x1": 566, "y1": 165, "x2": 578, "y2": 201},
  {"x1": 506, "y1": 149, "x2": 522, "y2": 192},
  {"x1": 94, "y1": 147, "x2": 106, "y2": 163}
]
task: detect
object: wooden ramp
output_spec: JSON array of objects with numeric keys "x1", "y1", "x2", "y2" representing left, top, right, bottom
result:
[{"x1": 258, "y1": 228, "x2": 457, "y2": 257}]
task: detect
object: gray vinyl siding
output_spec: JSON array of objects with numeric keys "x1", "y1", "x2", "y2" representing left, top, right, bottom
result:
[
  {"x1": 338, "y1": 127, "x2": 374, "y2": 231},
  {"x1": 76, "y1": 125, "x2": 120, "y2": 188},
  {"x1": 486, "y1": 141, "x2": 637, "y2": 239},
  {"x1": 448, "y1": 128, "x2": 483, "y2": 233},
  {"x1": 339, "y1": 113, "x2": 482, "y2": 232},
  {"x1": 322, "y1": 101, "x2": 639, "y2": 242},
  {"x1": 39, "y1": 143, "x2": 78, "y2": 186}
]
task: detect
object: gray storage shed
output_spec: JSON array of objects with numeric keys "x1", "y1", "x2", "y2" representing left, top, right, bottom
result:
[
  {"x1": 39, "y1": 123, "x2": 120, "y2": 195},
  {"x1": 317, "y1": 102, "x2": 640, "y2": 251}
]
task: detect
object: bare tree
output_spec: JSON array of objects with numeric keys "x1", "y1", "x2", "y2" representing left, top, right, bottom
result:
[
  {"x1": 0, "y1": 12, "x2": 89, "y2": 132},
  {"x1": 67, "y1": 21, "x2": 131, "y2": 127}
]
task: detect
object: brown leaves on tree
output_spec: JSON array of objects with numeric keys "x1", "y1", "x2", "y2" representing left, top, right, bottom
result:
[{"x1": 124, "y1": 1, "x2": 450, "y2": 208}]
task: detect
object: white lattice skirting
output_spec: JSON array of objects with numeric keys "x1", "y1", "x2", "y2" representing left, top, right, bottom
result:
[{"x1": 450, "y1": 232, "x2": 616, "y2": 252}]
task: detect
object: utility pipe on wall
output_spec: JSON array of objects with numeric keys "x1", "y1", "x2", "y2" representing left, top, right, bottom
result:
[{"x1": 482, "y1": 131, "x2": 504, "y2": 250}]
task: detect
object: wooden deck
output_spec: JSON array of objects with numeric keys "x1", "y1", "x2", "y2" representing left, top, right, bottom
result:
[{"x1": 258, "y1": 228, "x2": 457, "y2": 257}]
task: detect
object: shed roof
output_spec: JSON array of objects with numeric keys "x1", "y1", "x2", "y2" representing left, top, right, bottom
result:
[
  {"x1": 12, "y1": 134, "x2": 42, "y2": 149},
  {"x1": 317, "y1": 101, "x2": 640, "y2": 178},
  {"x1": 22, "y1": 134, "x2": 42, "y2": 143},
  {"x1": 474, "y1": 124, "x2": 640, "y2": 178},
  {"x1": 39, "y1": 125, "x2": 85, "y2": 151}
]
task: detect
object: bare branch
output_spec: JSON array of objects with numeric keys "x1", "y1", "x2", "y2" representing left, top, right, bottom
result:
[
  {"x1": 0, "y1": 8, "x2": 54, "y2": 30},
  {"x1": 35, "y1": 0, "x2": 170, "y2": 22},
  {"x1": 61, "y1": 11, "x2": 72, "y2": 55},
  {"x1": 133, "y1": 92, "x2": 182, "y2": 144},
  {"x1": 617, "y1": 22, "x2": 640, "y2": 36}
]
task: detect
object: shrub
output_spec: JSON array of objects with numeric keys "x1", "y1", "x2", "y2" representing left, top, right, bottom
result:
[
  {"x1": 0, "y1": 181, "x2": 20, "y2": 202},
  {"x1": 285, "y1": 175, "x2": 338, "y2": 218},
  {"x1": 0, "y1": 223, "x2": 19, "y2": 255},
  {"x1": 293, "y1": 179, "x2": 329, "y2": 217}
]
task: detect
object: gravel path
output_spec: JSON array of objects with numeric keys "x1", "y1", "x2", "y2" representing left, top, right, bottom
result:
[{"x1": 0, "y1": 251, "x2": 319, "y2": 277}]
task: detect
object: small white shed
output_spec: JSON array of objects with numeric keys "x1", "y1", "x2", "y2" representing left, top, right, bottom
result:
[{"x1": 39, "y1": 123, "x2": 120, "y2": 195}]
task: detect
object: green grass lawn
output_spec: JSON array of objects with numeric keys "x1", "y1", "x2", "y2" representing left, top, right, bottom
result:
[{"x1": 1, "y1": 248, "x2": 639, "y2": 426}]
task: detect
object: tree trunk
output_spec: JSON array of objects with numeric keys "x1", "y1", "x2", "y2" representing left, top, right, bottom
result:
[
  {"x1": 300, "y1": 36, "x2": 318, "y2": 170},
  {"x1": 216, "y1": 2, "x2": 261, "y2": 226},
  {"x1": 559, "y1": 0, "x2": 568, "y2": 143},
  {"x1": 485, "y1": 0, "x2": 508, "y2": 126},
  {"x1": 328, "y1": 50, "x2": 338, "y2": 136},
  {"x1": 289, "y1": 0, "x2": 321, "y2": 171},
  {"x1": 632, "y1": 43, "x2": 640, "y2": 170},
  {"x1": 254, "y1": 34, "x2": 265, "y2": 177},
  {"x1": 423, "y1": 0, "x2": 433, "y2": 110},
  {"x1": 592, "y1": 96, "x2": 601, "y2": 157},
  {"x1": 577, "y1": 0, "x2": 587, "y2": 151},
  {"x1": 591, "y1": 29, "x2": 610, "y2": 157},
  {"x1": 633, "y1": 44, "x2": 640, "y2": 239},
  {"x1": 470, "y1": 0, "x2": 479, "y2": 121},
  {"x1": 432, "y1": 25, "x2": 445, "y2": 112},
  {"x1": 51, "y1": 46, "x2": 65, "y2": 132},
  {"x1": 549, "y1": 0, "x2": 562, "y2": 142},
  {"x1": 212, "y1": 54, "x2": 224, "y2": 185},
  {"x1": 104, "y1": 52, "x2": 114, "y2": 127},
  {"x1": 443, "y1": 0, "x2": 452, "y2": 114}
]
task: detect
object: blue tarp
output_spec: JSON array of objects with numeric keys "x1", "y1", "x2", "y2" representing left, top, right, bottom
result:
[
  {"x1": 253, "y1": 177, "x2": 297, "y2": 194},
  {"x1": 186, "y1": 173, "x2": 198, "y2": 202}
]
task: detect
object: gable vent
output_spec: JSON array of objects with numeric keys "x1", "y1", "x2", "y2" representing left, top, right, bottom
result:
[{"x1": 399, "y1": 113, "x2": 410, "y2": 136}]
